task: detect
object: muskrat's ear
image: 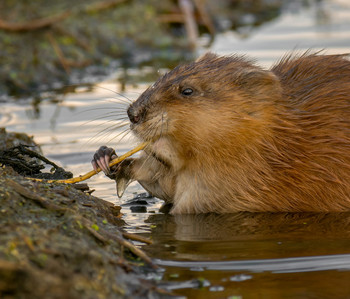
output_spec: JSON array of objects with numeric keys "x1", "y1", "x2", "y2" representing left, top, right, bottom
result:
[
  {"x1": 237, "y1": 68, "x2": 282, "y2": 97},
  {"x1": 196, "y1": 52, "x2": 218, "y2": 63}
]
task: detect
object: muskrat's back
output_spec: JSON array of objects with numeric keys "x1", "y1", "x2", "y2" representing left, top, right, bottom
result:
[
  {"x1": 262, "y1": 53, "x2": 350, "y2": 211},
  {"x1": 107, "y1": 52, "x2": 350, "y2": 213}
]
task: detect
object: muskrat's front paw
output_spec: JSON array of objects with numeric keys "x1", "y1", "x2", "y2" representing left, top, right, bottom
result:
[
  {"x1": 91, "y1": 145, "x2": 117, "y2": 175},
  {"x1": 92, "y1": 146, "x2": 133, "y2": 197}
]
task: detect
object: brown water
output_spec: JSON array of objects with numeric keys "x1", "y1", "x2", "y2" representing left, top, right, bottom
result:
[
  {"x1": 2, "y1": 1, "x2": 350, "y2": 298},
  {"x1": 144, "y1": 213, "x2": 350, "y2": 298}
]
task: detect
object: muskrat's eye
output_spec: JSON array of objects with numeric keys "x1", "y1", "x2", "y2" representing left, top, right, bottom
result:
[{"x1": 181, "y1": 88, "x2": 193, "y2": 96}]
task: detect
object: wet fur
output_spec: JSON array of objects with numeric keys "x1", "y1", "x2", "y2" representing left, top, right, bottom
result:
[{"x1": 127, "y1": 52, "x2": 350, "y2": 213}]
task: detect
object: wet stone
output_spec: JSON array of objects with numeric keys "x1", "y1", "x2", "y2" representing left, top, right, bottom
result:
[
  {"x1": 130, "y1": 206, "x2": 147, "y2": 213},
  {"x1": 122, "y1": 193, "x2": 155, "y2": 207},
  {"x1": 230, "y1": 274, "x2": 253, "y2": 282},
  {"x1": 133, "y1": 200, "x2": 148, "y2": 205}
]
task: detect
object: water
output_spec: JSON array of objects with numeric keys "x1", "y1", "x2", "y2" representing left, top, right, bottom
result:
[
  {"x1": 2, "y1": 0, "x2": 350, "y2": 298},
  {"x1": 145, "y1": 213, "x2": 350, "y2": 298}
]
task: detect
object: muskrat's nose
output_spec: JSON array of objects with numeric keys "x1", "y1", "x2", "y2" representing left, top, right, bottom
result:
[{"x1": 127, "y1": 105, "x2": 141, "y2": 124}]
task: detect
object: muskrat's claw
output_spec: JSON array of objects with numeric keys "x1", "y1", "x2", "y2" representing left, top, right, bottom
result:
[
  {"x1": 92, "y1": 146, "x2": 117, "y2": 175},
  {"x1": 92, "y1": 147, "x2": 134, "y2": 197},
  {"x1": 114, "y1": 159, "x2": 133, "y2": 198},
  {"x1": 116, "y1": 176, "x2": 130, "y2": 198}
]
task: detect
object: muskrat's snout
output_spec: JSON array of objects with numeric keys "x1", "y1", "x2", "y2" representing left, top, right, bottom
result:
[{"x1": 127, "y1": 104, "x2": 143, "y2": 124}]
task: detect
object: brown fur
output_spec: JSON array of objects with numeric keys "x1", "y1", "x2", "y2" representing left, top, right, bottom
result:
[{"x1": 126, "y1": 52, "x2": 350, "y2": 213}]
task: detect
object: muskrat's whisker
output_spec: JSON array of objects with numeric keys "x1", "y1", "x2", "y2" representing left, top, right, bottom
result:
[
  {"x1": 83, "y1": 112, "x2": 128, "y2": 121},
  {"x1": 87, "y1": 122, "x2": 129, "y2": 144},
  {"x1": 122, "y1": 90, "x2": 142, "y2": 96},
  {"x1": 141, "y1": 118, "x2": 162, "y2": 141},
  {"x1": 99, "y1": 123, "x2": 130, "y2": 138},
  {"x1": 106, "y1": 128, "x2": 132, "y2": 144},
  {"x1": 80, "y1": 115, "x2": 128, "y2": 129},
  {"x1": 100, "y1": 98, "x2": 131, "y2": 106},
  {"x1": 94, "y1": 85, "x2": 134, "y2": 104},
  {"x1": 75, "y1": 107, "x2": 128, "y2": 115},
  {"x1": 94, "y1": 109, "x2": 127, "y2": 113},
  {"x1": 97, "y1": 116, "x2": 129, "y2": 122},
  {"x1": 86, "y1": 113, "x2": 129, "y2": 123},
  {"x1": 116, "y1": 130, "x2": 132, "y2": 144},
  {"x1": 107, "y1": 117, "x2": 130, "y2": 122},
  {"x1": 102, "y1": 112, "x2": 128, "y2": 118},
  {"x1": 95, "y1": 118, "x2": 129, "y2": 129}
]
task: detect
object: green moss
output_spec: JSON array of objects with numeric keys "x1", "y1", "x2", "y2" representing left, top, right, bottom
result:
[{"x1": 91, "y1": 224, "x2": 99, "y2": 231}]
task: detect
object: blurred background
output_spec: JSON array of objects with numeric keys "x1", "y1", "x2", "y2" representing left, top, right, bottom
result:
[{"x1": 1, "y1": 0, "x2": 349, "y2": 97}]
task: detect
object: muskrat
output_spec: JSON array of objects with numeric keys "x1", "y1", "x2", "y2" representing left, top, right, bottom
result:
[{"x1": 92, "y1": 52, "x2": 350, "y2": 214}]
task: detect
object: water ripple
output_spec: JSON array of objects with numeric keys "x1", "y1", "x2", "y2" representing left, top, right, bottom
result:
[{"x1": 154, "y1": 253, "x2": 350, "y2": 273}]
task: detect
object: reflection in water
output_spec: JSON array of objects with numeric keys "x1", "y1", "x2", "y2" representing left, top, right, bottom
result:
[
  {"x1": 156, "y1": 253, "x2": 350, "y2": 273},
  {"x1": 143, "y1": 212, "x2": 350, "y2": 298},
  {"x1": 145, "y1": 212, "x2": 350, "y2": 258}
]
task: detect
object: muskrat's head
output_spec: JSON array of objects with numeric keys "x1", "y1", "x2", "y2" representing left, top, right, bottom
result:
[{"x1": 127, "y1": 53, "x2": 282, "y2": 168}]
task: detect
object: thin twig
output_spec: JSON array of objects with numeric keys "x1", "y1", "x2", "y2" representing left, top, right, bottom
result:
[
  {"x1": 29, "y1": 142, "x2": 148, "y2": 184},
  {"x1": 122, "y1": 232, "x2": 153, "y2": 244},
  {"x1": 80, "y1": 218, "x2": 157, "y2": 268}
]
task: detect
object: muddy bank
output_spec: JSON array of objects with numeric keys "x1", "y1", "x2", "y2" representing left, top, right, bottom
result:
[{"x1": 0, "y1": 128, "x2": 168, "y2": 298}]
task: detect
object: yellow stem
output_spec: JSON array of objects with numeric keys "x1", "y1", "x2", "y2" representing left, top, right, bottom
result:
[{"x1": 29, "y1": 142, "x2": 148, "y2": 184}]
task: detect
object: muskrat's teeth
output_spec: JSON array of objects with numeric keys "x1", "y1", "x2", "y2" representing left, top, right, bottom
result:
[{"x1": 117, "y1": 177, "x2": 131, "y2": 198}]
